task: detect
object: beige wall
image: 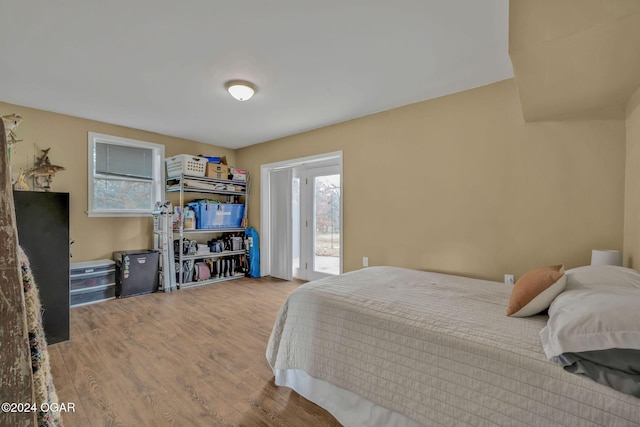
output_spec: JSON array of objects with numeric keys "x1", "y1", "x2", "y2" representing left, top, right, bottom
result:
[
  {"x1": 624, "y1": 86, "x2": 640, "y2": 267},
  {"x1": 3, "y1": 78, "x2": 629, "y2": 280},
  {"x1": 1, "y1": 101, "x2": 234, "y2": 261},
  {"x1": 509, "y1": 0, "x2": 640, "y2": 122},
  {"x1": 238, "y1": 79, "x2": 626, "y2": 281}
]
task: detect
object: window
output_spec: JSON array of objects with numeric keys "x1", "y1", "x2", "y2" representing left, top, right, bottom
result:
[{"x1": 88, "y1": 132, "x2": 164, "y2": 217}]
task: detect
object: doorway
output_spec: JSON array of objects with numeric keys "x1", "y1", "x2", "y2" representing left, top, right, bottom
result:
[
  {"x1": 293, "y1": 164, "x2": 341, "y2": 280},
  {"x1": 261, "y1": 152, "x2": 343, "y2": 280}
]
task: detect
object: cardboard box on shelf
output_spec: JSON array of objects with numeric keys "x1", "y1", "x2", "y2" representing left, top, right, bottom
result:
[
  {"x1": 206, "y1": 162, "x2": 230, "y2": 179},
  {"x1": 231, "y1": 168, "x2": 247, "y2": 182}
]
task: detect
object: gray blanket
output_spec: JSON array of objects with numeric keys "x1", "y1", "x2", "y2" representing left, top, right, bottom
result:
[{"x1": 559, "y1": 349, "x2": 640, "y2": 397}]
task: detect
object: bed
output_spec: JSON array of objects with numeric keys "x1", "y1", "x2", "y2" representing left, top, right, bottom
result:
[{"x1": 266, "y1": 266, "x2": 640, "y2": 427}]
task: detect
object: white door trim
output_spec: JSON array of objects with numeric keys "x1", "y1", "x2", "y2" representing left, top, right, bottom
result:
[{"x1": 260, "y1": 151, "x2": 343, "y2": 278}]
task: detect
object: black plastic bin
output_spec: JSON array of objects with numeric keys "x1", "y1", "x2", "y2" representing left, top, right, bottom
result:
[{"x1": 112, "y1": 250, "x2": 159, "y2": 298}]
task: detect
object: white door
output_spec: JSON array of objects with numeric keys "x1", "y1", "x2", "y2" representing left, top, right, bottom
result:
[
  {"x1": 293, "y1": 164, "x2": 341, "y2": 280},
  {"x1": 269, "y1": 168, "x2": 292, "y2": 280}
]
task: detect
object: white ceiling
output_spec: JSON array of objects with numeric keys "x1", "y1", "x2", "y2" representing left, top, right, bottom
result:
[{"x1": 0, "y1": 1, "x2": 513, "y2": 149}]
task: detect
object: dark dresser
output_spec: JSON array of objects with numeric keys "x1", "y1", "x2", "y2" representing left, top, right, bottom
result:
[{"x1": 13, "y1": 191, "x2": 70, "y2": 344}]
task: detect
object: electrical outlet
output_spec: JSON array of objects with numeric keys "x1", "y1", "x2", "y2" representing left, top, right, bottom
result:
[
  {"x1": 363, "y1": 257, "x2": 369, "y2": 267},
  {"x1": 504, "y1": 274, "x2": 515, "y2": 285}
]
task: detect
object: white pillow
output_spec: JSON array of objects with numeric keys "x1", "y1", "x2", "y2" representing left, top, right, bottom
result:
[
  {"x1": 565, "y1": 265, "x2": 640, "y2": 290},
  {"x1": 540, "y1": 287, "x2": 640, "y2": 358}
]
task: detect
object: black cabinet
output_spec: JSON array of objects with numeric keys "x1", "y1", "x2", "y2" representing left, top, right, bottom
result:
[{"x1": 13, "y1": 191, "x2": 70, "y2": 344}]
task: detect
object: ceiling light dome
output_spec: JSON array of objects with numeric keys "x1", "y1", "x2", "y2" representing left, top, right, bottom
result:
[{"x1": 225, "y1": 80, "x2": 256, "y2": 101}]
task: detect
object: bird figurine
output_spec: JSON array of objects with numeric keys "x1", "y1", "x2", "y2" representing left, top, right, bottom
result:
[
  {"x1": 36, "y1": 147, "x2": 51, "y2": 165},
  {"x1": 1, "y1": 114, "x2": 23, "y2": 145}
]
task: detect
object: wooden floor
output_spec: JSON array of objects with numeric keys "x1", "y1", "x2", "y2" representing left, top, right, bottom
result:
[{"x1": 48, "y1": 277, "x2": 341, "y2": 427}]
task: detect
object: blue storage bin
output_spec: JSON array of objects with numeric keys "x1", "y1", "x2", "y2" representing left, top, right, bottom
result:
[{"x1": 188, "y1": 202, "x2": 245, "y2": 229}]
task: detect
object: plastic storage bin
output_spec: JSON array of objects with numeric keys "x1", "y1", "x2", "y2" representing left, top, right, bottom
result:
[
  {"x1": 165, "y1": 155, "x2": 207, "y2": 177},
  {"x1": 70, "y1": 259, "x2": 116, "y2": 307},
  {"x1": 188, "y1": 201, "x2": 245, "y2": 229},
  {"x1": 202, "y1": 156, "x2": 221, "y2": 163}
]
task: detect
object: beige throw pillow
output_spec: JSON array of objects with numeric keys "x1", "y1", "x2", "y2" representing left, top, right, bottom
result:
[{"x1": 507, "y1": 265, "x2": 566, "y2": 317}]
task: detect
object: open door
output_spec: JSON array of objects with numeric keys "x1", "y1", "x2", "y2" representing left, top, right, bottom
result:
[
  {"x1": 262, "y1": 152, "x2": 342, "y2": 281},
  {"x1": 293, "y1": 164, "x2": 341, "y2": 281}
]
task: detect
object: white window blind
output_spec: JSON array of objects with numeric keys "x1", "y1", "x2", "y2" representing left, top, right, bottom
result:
[{"x1": 95, "y1": 143, "x2": 153, "y2": 180}]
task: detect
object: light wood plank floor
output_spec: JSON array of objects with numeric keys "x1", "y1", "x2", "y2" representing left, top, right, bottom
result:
[{"x1": 48, "y1": 277, "x2": 341, "y2": 427}]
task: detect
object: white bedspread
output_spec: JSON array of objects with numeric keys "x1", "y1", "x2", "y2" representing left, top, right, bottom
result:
[{"x1": 266, "y1": 266, "x2": 640, "y2": 427}]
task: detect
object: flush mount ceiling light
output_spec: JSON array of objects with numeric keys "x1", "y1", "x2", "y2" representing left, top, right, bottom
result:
[{"x1": 225, "y1": 80, "x2": 256, "y2": 101}]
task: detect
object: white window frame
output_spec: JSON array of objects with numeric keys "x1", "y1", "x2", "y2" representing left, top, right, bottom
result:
[{"x1": 87, "y1": 132, "x2": 165, "y2": 217}]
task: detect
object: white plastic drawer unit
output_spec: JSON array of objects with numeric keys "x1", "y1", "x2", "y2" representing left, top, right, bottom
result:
[{"x1": 70, "y1": 259, "x2": 116, "y2": 307}]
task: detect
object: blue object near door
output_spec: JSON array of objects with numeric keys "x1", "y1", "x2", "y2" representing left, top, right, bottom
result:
[{"x1": 245, "y1": 227, "x2": 260, "y2": 278}]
